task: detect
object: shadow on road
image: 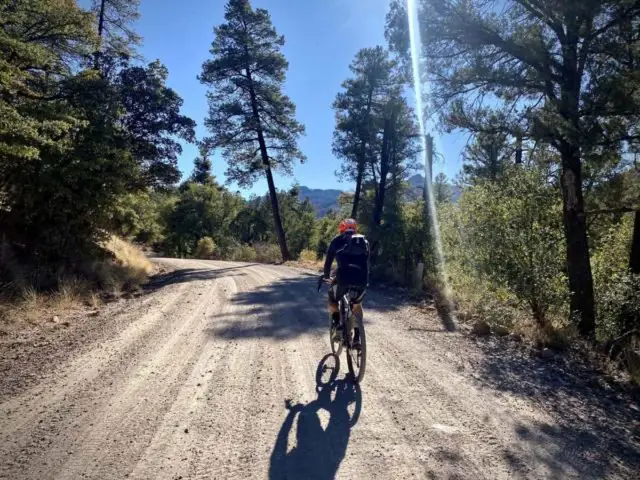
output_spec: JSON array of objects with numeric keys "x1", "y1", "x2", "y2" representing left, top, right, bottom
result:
[
  {"x1": 147, "y1": 263, "x2": 417, "y2": 342},
  {"x1": 208, "y1": 275, "x2": 330, "y2": 340},
  {"x1": 269, "y1": 354, "x2": 362, "y2": 480},
  {"x1": 145, "y1": 264, "x2": 256, "y2": 290},
  {"x1": 208, "y1": 274, "x2": 427, "y2": 341},
  {"x1": 474, "y1": 339, "x2": 640, "y2": 478}
]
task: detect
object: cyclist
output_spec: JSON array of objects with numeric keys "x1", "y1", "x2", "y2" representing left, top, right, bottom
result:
[{"x1": 320, "y1": 218, "x2": 370, "y2": 347}]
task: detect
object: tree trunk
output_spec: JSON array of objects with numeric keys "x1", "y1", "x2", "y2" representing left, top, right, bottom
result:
[
  {"x1": 94, "y1": 0, "x2": 106, "y2": 69},
  {"x1": 246, "y1": 68, "x2": 290, "y2": 262},
  {"x1": 372, "y1": 117, "x2": 392, "y2": 227},
  {"x1": 351, "y1": 161, "x2": 364, "y2": 219},
  {"x1": 515, "y1": 133, "x2": 523, "y2": 165},
  {"x1": 559, "y1": 145, "x2": 595, "y2": 337},
  {"x1": 264, "y1": 165, "x2": 290, "y2": 261},
  {"x1": 630, "y1": 209, "x2": 640, "y2": 274},
  {"x1": 352, "y1": 87, "x2": 374, "y2": 219},
  {"x1": 97, "y1": 0, "x2": 106, "y2": 38},
  {"x1": 557, "y1": 30, "x2": 595, "y2": 337}
]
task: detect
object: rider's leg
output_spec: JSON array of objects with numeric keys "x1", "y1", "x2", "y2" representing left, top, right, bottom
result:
[
  {"x1": 352, "y1": 303, "x2": 363, "y2": 345},
  {"x1": 327, "y1": 286, "x2": 340, "y2": 327},
  {"x1": 351, "y1": 291, "x2": 365, "y2": 347}
]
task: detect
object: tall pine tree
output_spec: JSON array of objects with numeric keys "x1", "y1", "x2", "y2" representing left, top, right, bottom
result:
[
  {"x1": 199, "y1": 0, "x2": 305, "y2": 261},
  {"x1": 92, "y1": 0, "x2": 141, "y2": 65},
  {"x1": 386, "y1": 0, "x2": 640, "y2": 337},
  {"x1": 190, "y1": 146, "x2": 215, "y2": 186},
  {"x1": 332, "y1": 47, "x2": 395, "y2": 218}
]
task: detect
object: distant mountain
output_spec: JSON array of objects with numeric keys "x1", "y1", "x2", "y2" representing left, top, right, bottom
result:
[
  {"x1": 298, "y1": 176, "x2": 460, "y2": 218},
  {"x1": 408, "y1": 174, "x2": 425, "y2": 190},
  {"x1": 298, "y1": 186, "x2": 342, "y2": 217}
]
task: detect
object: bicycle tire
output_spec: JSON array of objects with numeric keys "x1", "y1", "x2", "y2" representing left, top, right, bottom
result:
[
  {"x1": 346, "y1": 313, "x2": 366, "y2": 383},
  {"x1": 329, "y1": 316, "x2": 343, "y2": 356}
]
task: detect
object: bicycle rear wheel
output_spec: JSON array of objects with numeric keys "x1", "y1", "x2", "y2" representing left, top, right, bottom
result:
[{"x1": 346, "y1": 314, "x2": 366, "y2": 383}]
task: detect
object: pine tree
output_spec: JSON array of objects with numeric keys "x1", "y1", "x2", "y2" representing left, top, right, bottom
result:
[
  {"x1": 191, "y1": 147, "x2": 215, "y2": 186},
  {"x1": 92, "y1": 0, "x2": 141, "y2": 65},
  {"x1": 370, "y1": 92, "x2": 420, "y2": 230},
  {"x1": 333, "y1": 47, "x2": 395, "y2": 218},
  {"x1": 199, "y1": 0, "x2": 305, "y2": 261},
  {"x1": 462, "y1": 132, "x2": 510, "y2": 183},
  {"x1": 386, "y1": 0, "x2": 640, "y2": 336},
  {"x1": 433, "y1": 173, "x2": 452, "y2": 204}
]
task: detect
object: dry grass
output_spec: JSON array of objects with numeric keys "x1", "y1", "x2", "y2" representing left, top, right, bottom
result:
[
  {"x1": 253, "y1": 243, "x2": 282, "y2": 264},
  {"x1": 230, "y1": 244, "x2": 258, "y2": 262},
  {"x1": 95, "y1": 236, "x2": 154, "y2": 295},
  {"x1": 228, "y1": 243, "x2": 283, "y2": 264},
  {"x1": 299, "y1": 249, "x2": 318, "y2": 262},
  {"x1": 104, "y1": 236, "x2": 153, "y2": 279},
  {"x1": 285, "y1": 249, "x2": 323, "y2": 271},
  {"x1": 0, "y1": 237, "x2": 153, "y2": 332}
]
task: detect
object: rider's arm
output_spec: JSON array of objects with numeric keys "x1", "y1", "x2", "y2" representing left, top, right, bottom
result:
[{"x1": 323, "y1": 237, "x2": 339, "y2": 279}]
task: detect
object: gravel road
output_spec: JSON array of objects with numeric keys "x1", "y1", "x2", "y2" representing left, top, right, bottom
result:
[{"x1": 1, "y1": 259, "x2": 638, "y2": 479}]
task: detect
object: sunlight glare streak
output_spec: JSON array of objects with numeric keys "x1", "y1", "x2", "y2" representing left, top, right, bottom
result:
[{"x1": 407, "y1": 0, "x2": 456, "y2": 326}]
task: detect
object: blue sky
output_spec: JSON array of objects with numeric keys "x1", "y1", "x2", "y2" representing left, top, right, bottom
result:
[{"x1": 112, "y1": 0, "x2": 466, "y2": 194}]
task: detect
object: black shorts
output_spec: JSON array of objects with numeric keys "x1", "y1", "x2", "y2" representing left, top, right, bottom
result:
[{"x1": 329, "y1": 284, "x2": 366, "y2": 305}]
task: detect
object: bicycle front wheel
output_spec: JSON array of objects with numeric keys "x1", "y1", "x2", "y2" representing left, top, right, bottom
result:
[{"x1": 346, "y1": 314, "x2": 366, "y2": 383}]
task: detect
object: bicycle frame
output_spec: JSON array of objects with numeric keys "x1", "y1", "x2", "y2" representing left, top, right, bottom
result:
[
  {"x1": 339, "y1": 293, "x2": 358, "y2": 348},
  {"x1": 319, "y1": 276, "x2": 366, "y2": 383}
]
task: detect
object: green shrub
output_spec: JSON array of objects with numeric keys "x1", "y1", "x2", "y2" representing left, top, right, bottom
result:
[
  {"x1": 194, "y1": 237, "x2": 216, "y2": 259},
  {"x1": 591, "y1": 214, "x2": 638, "y2": 339},
  {"x1": 227, "y1": 243, "x2": 281, "y2": 264},
  {"x1": 254, "y1": 243, "x2": 281, "y2": 264},
  {"x1": 299, "y1": 249, "x2": 318, "y2": 262},
  {"x1": 439, "y1": 165, "x2": 568, "y2": 327},
  {"x1": 597, "y1": 272, "x2": 640, "y2": 339},
  {"x1": 230, "y1": 244, "x2": 257, "y2": 262}
]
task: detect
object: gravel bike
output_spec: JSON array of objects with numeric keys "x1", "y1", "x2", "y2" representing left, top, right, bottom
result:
[{"x1": 317, "y1": 276, "x2": 367, "y2": 383}]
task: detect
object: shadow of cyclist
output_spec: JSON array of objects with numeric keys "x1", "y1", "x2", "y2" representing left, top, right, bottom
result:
[{"x1": 268, "y1": 354, "x2": 362, "y2": 480}]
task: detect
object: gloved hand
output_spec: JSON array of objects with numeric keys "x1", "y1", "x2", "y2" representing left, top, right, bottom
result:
[{"x1": 317, "y1": 275, "x2": 326, "y2": 292}]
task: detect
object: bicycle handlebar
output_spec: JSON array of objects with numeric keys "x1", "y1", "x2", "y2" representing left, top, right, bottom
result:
[{"x1": 316, "y1": 275, "x2": 335, "y2": 292}]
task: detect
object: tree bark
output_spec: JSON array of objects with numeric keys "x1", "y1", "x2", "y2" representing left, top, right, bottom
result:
[
  {"x1": 351, "y1": 161, "x2": 364, "y2": 219},
  {"x1": 94, "y1": 0, "x2": 106, "y2": 69},
  {"x1": 246, "y1": 69, "x2": 290, "y2": 262},
  {"x1": 515, "y1": 133, "x2": 523, "y2": 165},
  {"x1": 557, "y1": 26, "x2": 595, "y2": 338},
  {"x1": 372, "y1": 117, "x2": 392, "y2": 227},
  {"x1": 97, "y1": 0, "x2": 106, "y2": 38},
  {"x1": 263, "y1": 164, "x2": 290, "y2": 261},
  {"x1": 559, "y1": 145, "x2": 595, "y2": 337},
  {"x1": 351, "y1": 87, "x2": 374, "y2": 219},
  {"x1": 630, "y1": 209, "x2": 640, "y2": 274}
]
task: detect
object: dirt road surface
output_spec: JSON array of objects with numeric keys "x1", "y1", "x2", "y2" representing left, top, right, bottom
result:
[{"x1": 1, "y1": 259, "x2": 639, "y2": 479}]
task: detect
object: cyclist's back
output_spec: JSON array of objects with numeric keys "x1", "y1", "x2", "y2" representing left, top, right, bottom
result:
[
  {"x1": 324, "y1": 233, "x2": 369, "y2": 290},
  {"x1": 322, "y1": 219, "x2": 370, "y2": 337}
]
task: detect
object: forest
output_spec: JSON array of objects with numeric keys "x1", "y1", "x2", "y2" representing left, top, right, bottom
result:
[{"x1": 0, "y1": 0, "x2": 638, "y2": 364}]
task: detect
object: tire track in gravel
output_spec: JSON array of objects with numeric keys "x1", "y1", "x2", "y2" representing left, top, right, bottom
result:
[
  {"x1": 55, "y1": 274, "x2": 234, "y2": 480},
  {"x1": 1, "y1": 263, "x2": 235, "y2": 479},
  {"x1": 1, "y1": 259, "x2": 638, "y2": 480},
  {"x1": 178, "y1": 262, "x2": 327, "y2": 480}
]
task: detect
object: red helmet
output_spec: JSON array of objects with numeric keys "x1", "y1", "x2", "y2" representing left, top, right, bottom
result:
[{"x1": 338, "y1": 218, "x2": 357, "y2": 234}]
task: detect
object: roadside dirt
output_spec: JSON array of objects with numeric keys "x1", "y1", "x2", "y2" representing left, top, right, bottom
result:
[{"x1": 1, "y1": 259, "x2": 638, "y2": 479}]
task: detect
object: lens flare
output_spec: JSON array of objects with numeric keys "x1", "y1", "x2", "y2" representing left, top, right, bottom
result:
[{"x1": 407, "y1": 0, "x2": 456, "y2": 329}]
